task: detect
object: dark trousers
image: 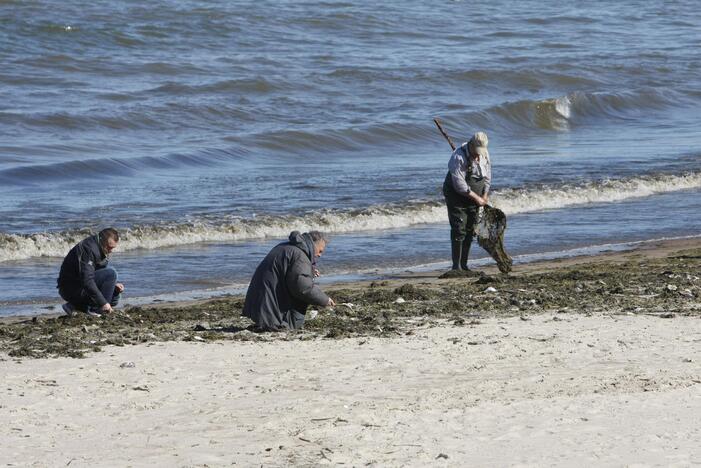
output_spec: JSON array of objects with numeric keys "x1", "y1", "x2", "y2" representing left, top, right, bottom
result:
[
  {"x1": 445, "y1": 192, "x2": 479, "y2": 270},
  {"x1": 60, "y1": 267, "x2": 121, "y2": 311}
]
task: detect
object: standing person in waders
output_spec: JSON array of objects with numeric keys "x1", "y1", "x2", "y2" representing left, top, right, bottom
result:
[{"x1": 442, "y1": 131, "x2": 491, "y2": 271}]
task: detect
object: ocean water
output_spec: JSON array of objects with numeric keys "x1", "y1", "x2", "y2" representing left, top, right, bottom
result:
[{"x1": 1, "y1": 1, "x2": 700, "y2": 316}]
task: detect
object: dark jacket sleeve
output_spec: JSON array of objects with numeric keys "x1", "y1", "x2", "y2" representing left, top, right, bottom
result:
[
  {"x1": 79, "y1": 243, "x2": 107, "y2": 307},
  {"x1": 285, "y1": 252, "x2": 329, "y2": 307}
]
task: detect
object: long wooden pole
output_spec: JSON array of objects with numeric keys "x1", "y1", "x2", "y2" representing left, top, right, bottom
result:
[{"x1": 433, "y1": 118, "x2": 456, "y2": 151}]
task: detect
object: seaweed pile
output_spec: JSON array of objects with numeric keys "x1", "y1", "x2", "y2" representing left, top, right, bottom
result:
[{"x1": 1, "y1": 248, "x2": 699, "y2": 359}]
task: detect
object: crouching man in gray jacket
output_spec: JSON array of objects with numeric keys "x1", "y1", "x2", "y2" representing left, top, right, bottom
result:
[{"x1": 243, "y1": 230, "x2": 336, "y2": 331}]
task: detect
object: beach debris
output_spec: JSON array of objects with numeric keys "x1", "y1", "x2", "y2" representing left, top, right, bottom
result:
[
  {"x1": 484, "y1": 286, "x2": 498, "y2": 293},
  {"x1": 439, "y1": 269, "x2": 479, "y2": 279},
  {"x1": 319, "y1": 449, "x2": 332, "y2": 461},
  {"x1": 436, "y1": 453, "x2": 449, "y2": 460},
  {"x1": 338, "y1": 302, "x2": 355, "y2": 310},
  {"x1": 679, "y1": 289, "x2": 694, "y2": 297},
  {"x1": 665, "y1": 284, "x2": 678, "y2": 292},
  {"x1": 193, "y1": 323, "x2": 210, "y2": 331},
  {"x1": 394, "y1": 297, "x2": 406, "y2": 304},
  {"x1": 659, "y1": 312, "x2": 676, "y2": 319},
  {"x1": 132, "y1": 385, "x2": 149, "y2": 392},
  {"x1": 193, "y1": 335, "x2": 205, "y2": 341},
  {"x1": 393, "y1": 284, "x2": 436, "y2": 300},
  {"x1": 475, "y1": 275, "x2": 500, "y2": 284},
  {"x1": 475, "y1": 205, "x2": 512, "y2": 273},
  {"x1": 307, "y1": 310, "x2": 319, "y2": 320},
  {"x1": 35, "y1": 379, "x2": 58, "y2": 387},
  {"x1": 119, "y1": 361, "x2": 135, "y2": 368},
  {"x1": 528, "y1": 335, "x2": 556, "y2": 342}
]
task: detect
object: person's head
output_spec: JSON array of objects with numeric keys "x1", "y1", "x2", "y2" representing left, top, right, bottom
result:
[
  {"x1": 308, "y1": 230, "x2": 328, "y2": 258},
  {"x1": 98, "y1": 227, "x2": 120, "y2": 255},
  {"x1": 467, "y1": 131, "x2": 489, "y2": 161}
]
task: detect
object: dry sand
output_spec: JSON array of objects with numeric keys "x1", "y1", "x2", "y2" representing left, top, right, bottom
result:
[{"x1": 1, "y1": 239, "x2": 701, "y2": 466}]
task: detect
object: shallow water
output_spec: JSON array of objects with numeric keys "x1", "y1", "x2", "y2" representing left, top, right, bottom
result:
[{"x1": 1, "y1": 1, "x2": 700, "y2": 315}]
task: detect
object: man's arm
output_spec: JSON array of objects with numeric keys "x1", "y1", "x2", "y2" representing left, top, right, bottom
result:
[
  {"x1": 482, "y1": 155, "x2": 491, "y2": 201},
  {"x1": 468, "y1": 191, "x2": 487, "y2": 206},
  {"x1": 285, "y1": 256, "x2": 331, "y2": 306},
  {"x1": 449, "y1": 149, "x2": 487, "y2": 206},
  {"x1": 448, "y1": 150, "x2": 471, "y2": 197}
]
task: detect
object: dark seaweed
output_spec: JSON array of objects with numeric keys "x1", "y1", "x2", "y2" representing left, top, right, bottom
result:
[{"x1": 1, "y1": 248, "x2": 699, "y2": 359}]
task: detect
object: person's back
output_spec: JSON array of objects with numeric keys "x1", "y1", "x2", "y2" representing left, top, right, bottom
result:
[
  {"x1": 58, "y1": 235, "x2": 106, "y2": 293},
  {"x1": 243, "y1": 230, "x2": 334, "y2": 331}
]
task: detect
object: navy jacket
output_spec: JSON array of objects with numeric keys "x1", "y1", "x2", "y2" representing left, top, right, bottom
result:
[{"x1": 57, "y1": 235, "x2": 110, "y2": 307}]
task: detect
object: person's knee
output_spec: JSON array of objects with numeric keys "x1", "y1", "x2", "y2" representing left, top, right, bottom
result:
[{"x1": 104, "y1": 267, "x2": 118, "y2": 281}]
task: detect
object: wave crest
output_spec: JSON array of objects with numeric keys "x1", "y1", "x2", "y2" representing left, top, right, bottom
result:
[
  {"x1": 2, "y1": 171, "x2": 699, "y2": 262},
  {"x1": 484, "y1": 88, "x2": 679, "y2": 131}
]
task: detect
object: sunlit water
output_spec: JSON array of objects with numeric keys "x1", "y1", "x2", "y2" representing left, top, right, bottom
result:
[{"x1": 1, "y1": 1, "x2": 700, "y2": 315}]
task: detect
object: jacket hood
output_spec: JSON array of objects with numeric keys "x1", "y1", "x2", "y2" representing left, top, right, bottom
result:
[{"x1": 288, "y1": 230, "x2": 314, "y2": 260}]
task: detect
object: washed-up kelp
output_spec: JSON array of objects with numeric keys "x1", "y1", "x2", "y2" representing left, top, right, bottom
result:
[{"x1": 475, "y1": 205, "x2": 512, "y2": 273}]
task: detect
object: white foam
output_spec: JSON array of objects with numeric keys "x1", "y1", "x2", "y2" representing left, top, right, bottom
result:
[
  {"x1": 495, "y1": 172, "x2": 701, "y2": 215},
  {"x1": 1, "y1": 172, "x2": 699, "y2": 262}
]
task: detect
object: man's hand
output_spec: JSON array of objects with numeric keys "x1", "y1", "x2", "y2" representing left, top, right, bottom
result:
[
  {"x1": 312, "y1": 267, "x2": 320, "y2": 278},
  {"x1": 327, "y1": 297, "x2": 336, "y2": 307},
  {"x1": 100, "y1": 303, "x2": 113, "y2": 313},
  {"x1": 469, "y1": 192, "x2": 487, "y2": 207},
  {"x1": 115, "y1": 283, "x2": 125, "y2": 294}
]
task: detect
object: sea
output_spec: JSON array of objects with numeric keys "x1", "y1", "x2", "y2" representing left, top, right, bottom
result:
[{"x1": 1, "y1": 1, "x2": 700, "y2": 316}]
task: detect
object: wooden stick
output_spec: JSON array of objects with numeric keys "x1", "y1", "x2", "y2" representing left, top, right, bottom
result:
[{"x1": 433, "y1": 118, "x2": 456, "y2": 150}]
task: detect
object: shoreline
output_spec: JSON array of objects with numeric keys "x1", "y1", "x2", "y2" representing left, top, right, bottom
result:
[
  {"x1": 2, "y1": 235, "x2": 699, "y2": 325},
  {"x1": 0, "y1": 235, "x2": 698, "y2": 357},
  {"x1": 1, "y1": 235, "x2": 699, "y2": 465}
]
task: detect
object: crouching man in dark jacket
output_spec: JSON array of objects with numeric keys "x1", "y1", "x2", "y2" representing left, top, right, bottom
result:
[
  {"x1": 57, "y1": 227, "x2": 125, "y2": 315},
  {"x1": 243, "y1": 230, "x2": 335, "y2": 331}
]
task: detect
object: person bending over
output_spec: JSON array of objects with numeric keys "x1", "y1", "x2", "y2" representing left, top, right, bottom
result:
[
  {"x1": 243, "y1": 230, "x2": 335, "y2": 331},
  {"x1": 57, "y1": 227, "x2": 125, "y2": 315},
  {"x1": 442, "y1": 131, "x2": 491, "y2": 271}
]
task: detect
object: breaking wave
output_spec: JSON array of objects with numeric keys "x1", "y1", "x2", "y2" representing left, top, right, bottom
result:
[
  {"x1": 478, "y1": 88, "x2": 681, "y2": 131},
  {"x1": 2, "y1": 171, "x2": 700, "y2": 262}
]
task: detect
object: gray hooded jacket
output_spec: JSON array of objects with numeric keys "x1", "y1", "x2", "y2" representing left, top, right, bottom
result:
[{"x1": 242, "y1": 231, "x2": 330, "y2": 330}]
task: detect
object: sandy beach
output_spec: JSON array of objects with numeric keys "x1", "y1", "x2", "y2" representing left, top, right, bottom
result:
[{"x1": 1, "y1": 238, "x2": 700, "y2": 466}]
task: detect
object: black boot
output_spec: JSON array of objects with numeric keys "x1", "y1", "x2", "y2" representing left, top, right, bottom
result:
[
  {"x1": 451, "y1": 240, "x2": 463, "y2": 270},
  {"x1": 460, "y1": 238, "x2": 472, "y2": 270}
]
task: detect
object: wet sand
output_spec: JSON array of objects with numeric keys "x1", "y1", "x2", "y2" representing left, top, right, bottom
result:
[{"x1": 1, "y1": 237, "x2": 700, "y2": 465}]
